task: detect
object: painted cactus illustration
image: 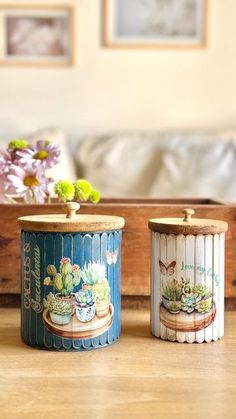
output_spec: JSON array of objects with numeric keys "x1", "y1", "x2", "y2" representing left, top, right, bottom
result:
[{"x1": 44, "y1": 257, "x2": 81, "y2": 296}]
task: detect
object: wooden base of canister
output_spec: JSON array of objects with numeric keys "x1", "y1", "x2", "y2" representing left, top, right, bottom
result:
[{"x1": 159, "y1": 303, "x2": 216, "y2": 332}]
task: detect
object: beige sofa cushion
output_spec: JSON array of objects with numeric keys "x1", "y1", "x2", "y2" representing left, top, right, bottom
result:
[{"x1": 76, "y1": 131, "x2": 236, "y2": 202}]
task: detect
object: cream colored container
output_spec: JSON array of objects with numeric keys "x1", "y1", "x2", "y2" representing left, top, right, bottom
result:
[{"x1": 149, "y1": 209, "x2": 228, "y2": 343}]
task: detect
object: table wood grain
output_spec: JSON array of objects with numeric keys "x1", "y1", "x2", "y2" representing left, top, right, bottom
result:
[{"x1": 0, "y1": 308, "x2": 236, "y2": 419}]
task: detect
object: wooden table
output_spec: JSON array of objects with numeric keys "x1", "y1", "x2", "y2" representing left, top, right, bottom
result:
[{"x1": 1, "y1": 308, "x2": 236, "y2": 419}]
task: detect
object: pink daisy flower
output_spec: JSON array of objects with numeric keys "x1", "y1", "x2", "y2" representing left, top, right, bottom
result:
[
  {"x1": 6, "y1": 163, "x2": 49, "y2": 203},
  {"x1": 17, "y1": 139, "x2": 60, "y2": 169},
  {"x1": 0, "y1": 149, "x2": 14, "y2": 174}
]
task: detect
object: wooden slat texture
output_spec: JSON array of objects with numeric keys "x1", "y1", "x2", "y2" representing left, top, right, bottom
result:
[{"x1": 0, "y1": 199, "x2": 235, "y2": 298}]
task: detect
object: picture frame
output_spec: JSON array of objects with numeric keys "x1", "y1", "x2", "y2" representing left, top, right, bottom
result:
[
  {"x1": 0, "y1": 4, "x2": 75, "y2": 66},
  {"x1": 103, "y1": 0, "x2": 208, "y2": 49}
]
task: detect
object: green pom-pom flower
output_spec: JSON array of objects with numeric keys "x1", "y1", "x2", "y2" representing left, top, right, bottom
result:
[
  {"x1": 54, "y1": 180, "x2": 75, "y2": 202},
  {"x1": 8, "y1": 139, "x2": 28, "y2": 150},
  {"x1": 89, "y1": 189, "x2": 100, "y2": 204},
  {"x1": 74, "y1": 179, "x2": 92, "y2": 201}
]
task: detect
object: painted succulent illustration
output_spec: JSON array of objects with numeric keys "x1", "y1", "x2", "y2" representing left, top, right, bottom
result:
[
  {"x1": 181, "y1": 293, "x2": 202, "y2": 313},
  {"x1": 92, "y1": 279, "x2": 110, "y2": 302},
  {"x1": 75, "y1": 289, "x2": 97, "y2": 308},
  {"x1": 196, "y1": 297, "x2": 213, "y2": 313},
  {"x1": 192, "y1": 284, "x2": 211, "y2": 299},
  {"x1": 44, "y1": 257, "x2": 81, "y2": 296},
  {"x1": 161, "y1": 279, "x2": 183, "y2": 301},
  {"x1": 81, "y1": 261, "x2": 106, "y2": 286},
  {"x1": 43, "y1": 292, "x2": 73, "y2": 316}
]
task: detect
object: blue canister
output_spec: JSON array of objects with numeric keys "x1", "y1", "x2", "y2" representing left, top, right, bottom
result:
[{"x1": 18, "y1": 202, "x2": 125, "y2": 351}]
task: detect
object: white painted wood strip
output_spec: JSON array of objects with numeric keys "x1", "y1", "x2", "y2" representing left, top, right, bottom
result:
[
  {"x1": 166, "y1": 234, "x2": 177, "y2": 342},
  {"x1": 150, "y1": 231, "x2": 154, "y2": 334},
  {"x1": 156, "y1": 232, "x2": 162, "y2": 338},
  {"x1": 150, "y1": 231, "x2": 154, "y2": 335},
  {"x1": 176, "y1": 234, "x2": 186, "y2": 343},
  {"x1": 204, "y1": 235, "x2": 213, "y2": 342},
  {"x1": 195, "y1": 235, "x2": 205, "y2": 343},
  {"x1": 185, "y1": 235, "x2": 195, "y2": 343},
  {"x1": 153, "y1": 232, "x2": 160, "y2": 337},
  {"x1": 219, "y1": 233, "x2": 225, "y2": 339},
  {"x1": 213, "y1": 234, "x2": 220, "y2": 341},
  {"x1": 160, "y1": 234, "x2": 167, "y2": 340}
]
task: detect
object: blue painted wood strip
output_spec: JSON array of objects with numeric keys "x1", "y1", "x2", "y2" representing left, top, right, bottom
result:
[
  {"x1": 99, "y1": 233, "x2": 109, "y2": 347},
  {"x1": 82, "y1": 234, "x2": 93, "y2": 350},
  {"x1": 114, "y1": 231, "x2": 121, "y2": 342},
  {"x1": 20, "y1": 232, "x2": 25, "y2": 343},
  {"x1": 62, "y1": 234, "x2": 74, "y2": 350},
  {"x1": 53, "y1": 233, "x2": 64, "y2": 350},
  {"x1": 44, "y1": 234, "x2": 54, "y2": 349},
  {"x1": 22, "y1": 231, "x2": 30, "y2": 345},
  {"x1": 36, "y1": 233, "x2": 45, "y2": 347},
  {"x1": 91, "y1": 233, "x2": 101, "y2": 348},
  {"x1": 30, "y1": 233, "x2": 37, "y2": 345},
  {"x1": 72, "y1": 233, "x2": 84, "y2": 350},
  {"x1": 107, "y1": 232, "x2": 114, "y2": 345}
]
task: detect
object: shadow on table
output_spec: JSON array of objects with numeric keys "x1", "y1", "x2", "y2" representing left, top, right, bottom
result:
[{"x1": 121, "y1": 321, "x2": 153, "y2": 340}]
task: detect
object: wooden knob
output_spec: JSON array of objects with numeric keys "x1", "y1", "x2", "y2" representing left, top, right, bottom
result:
[
  {"x1": 183, "y1": 208, "x2": 195, "y2": 222},
  {"x1": 63, "y1": 202, "x2": 80, "y2": 218}
]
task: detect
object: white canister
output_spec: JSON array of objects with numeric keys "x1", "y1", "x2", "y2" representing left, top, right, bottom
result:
[{"x1": 149, "y1": 208, "x2": 228, "y2": 343}]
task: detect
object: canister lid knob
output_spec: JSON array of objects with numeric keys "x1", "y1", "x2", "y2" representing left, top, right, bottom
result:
[
  {"x1": 183, "y1": 208, "x2": 195, "y2": 222},
  {"x1": 63, "y1": 202, "x2": 80, "y2": 218}
]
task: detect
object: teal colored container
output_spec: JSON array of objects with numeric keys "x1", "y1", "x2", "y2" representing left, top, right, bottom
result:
[{"x1": 18, "y1": 203, "x2": 125, "y2": 351}]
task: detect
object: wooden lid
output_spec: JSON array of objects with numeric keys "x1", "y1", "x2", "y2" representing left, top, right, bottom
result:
[
  {"x1": 149, "y1": 208, "x2": 228, "y2": 235},
  {"x1": 18, "y1": 202, "x2": 125, "y2": 233}
]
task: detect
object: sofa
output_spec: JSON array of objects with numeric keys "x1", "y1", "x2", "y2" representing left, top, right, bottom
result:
[{"x1": 76, "y1": 130, "x2": 236, "y2": 202}]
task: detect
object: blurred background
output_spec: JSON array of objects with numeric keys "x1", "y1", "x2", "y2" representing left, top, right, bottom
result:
[{"x1": 0, "y1": 0, "x2": 235, "y2": 201}]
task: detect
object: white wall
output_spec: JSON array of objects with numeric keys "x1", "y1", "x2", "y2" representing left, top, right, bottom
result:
[{"x1": 0, "y1": 0, "x2": 236, "y2": 144}]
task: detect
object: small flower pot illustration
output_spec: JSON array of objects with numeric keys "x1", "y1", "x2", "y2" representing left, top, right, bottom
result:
[
  {"x1": 168, "y1": 300, "x2": 182, "y2": 314},
  {"x1": 95, "y1": 299, "x2": 110, "y2": 317},
  {"x1": 55, "y1": 293, "x2": 76, "y2": 313},
  {"x1": 76, "y1": 304, "x2": 96, "y2": 323},
  {"x1": 75, "y1": 289, "x2": 97, "y2": 323},
  {"x1": 49, "y1": 312, "x2": 72, "y2": 325}
]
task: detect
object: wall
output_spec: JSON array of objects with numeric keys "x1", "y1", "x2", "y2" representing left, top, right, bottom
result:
[{"x1": 0, "y1": 0, "x2": 236, "y2": 145}]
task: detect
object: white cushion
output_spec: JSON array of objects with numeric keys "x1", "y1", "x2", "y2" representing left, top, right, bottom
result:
[
  {"x1": 149, "y1": 140, "x2": 236, "y2": 201},
  {"x1": 76, "y1": 131, "x2": 236, "y2": 202}
]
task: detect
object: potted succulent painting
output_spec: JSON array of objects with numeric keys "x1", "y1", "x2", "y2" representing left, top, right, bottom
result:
[
  {"x1": 161, "y1": 279, "x2": 183, "y2": 313},
  {"x1": 43, "y1": 292, "x2": 73, "y2": 325},
  {"x1": 75, "y1": 289, "x2": 97, "y2": 323},
  {"x1": 80, "y1": 262, "x2": 111, "y2": 317},
  {"x1": 43, "y1": 257, "x2": 81, "y2": 310},
  {"x1": 92, "y1": 279, "x2": 111, "y2": 317}
]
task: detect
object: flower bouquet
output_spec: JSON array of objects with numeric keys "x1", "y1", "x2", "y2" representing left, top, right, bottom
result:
[{"x1": 0, "y1": 138, "x2": 100, "y2": 205}]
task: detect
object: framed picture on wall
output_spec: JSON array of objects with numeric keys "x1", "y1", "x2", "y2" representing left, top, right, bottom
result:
[
  {"x1": 103, "y1": 0, "x2": 207, "y2": 48},
  {"x1": 0, "y1": 5, "x2": 75, "y2": 66}
]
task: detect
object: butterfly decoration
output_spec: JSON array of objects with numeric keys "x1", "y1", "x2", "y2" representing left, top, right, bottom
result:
[
  {"x1": 105, "y1": 248, "x2": 119, "y2": 265},
  {"x1": 159, "y1": 260, "x2": 176, "y2": 276}
]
